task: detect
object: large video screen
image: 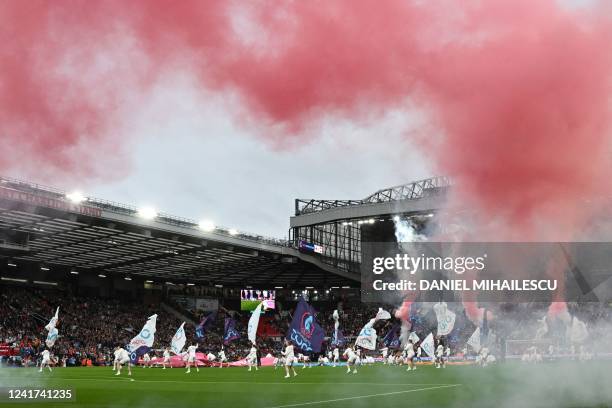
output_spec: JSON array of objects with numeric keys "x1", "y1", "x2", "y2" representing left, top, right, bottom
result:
[{"x1": 240, "y1": 289, "x2": 276, "y2": 311}]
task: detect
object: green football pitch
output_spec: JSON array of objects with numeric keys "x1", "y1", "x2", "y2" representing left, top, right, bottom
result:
[{"x1": 1, "y1": 362, "x2": 611, "y2": 408}]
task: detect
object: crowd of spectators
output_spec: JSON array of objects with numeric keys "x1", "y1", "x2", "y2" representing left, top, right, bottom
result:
[{"x1": 2, "y1": 284, "x2": 611, "y2": 367}]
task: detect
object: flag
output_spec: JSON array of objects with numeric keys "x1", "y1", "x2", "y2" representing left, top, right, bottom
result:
[
  {"x1": 375, "y1": 308, "x2": 391, "y2": 321},
  {"x1": 44, "y1": 307, "x2": 59, "y2": 348},
  {"x1": 382, "y1": 324, "x2": 401, "y2": 349},
  {"x1": 45, "y1": 327, "x2": 58, "y2": 348},
  {"x1": 433, "y1": 302, "x2": 456, "y2": 336},
  {"x1": 355, "y1": 318, "x2": 377, "y2": 350},
  {"x1": 421, "y1": 332, "x2": 435, "y2": 357},
  {"x1": 331, "y1": 328, "x2": 345, "y2": 347},
  {"x1": 286, "y1": 298, "x2": 325, "y2": 353},
  {"x1": 355, "y1": 308, "x2": 390, "y2": 350},
  {"x1": 408, "y1": 331, "x2": 420, "y2": 344},
  {"x1": 248, "y1": 302, "x2": 263, "y2": 345},
  {"x1": 129, "y1": 314, "x2": 157, "y2": 364},
  {"x1": 331, "y1": 309, "x2": 344, "y2": 346},
  {"x1": 223, "y1": 317, "x2": 240, "y2": 345},
  {"x1": 171, "y1": 322, "x2": 186, "y2": 355},
  {"x1": 45, "y1": 307, "x2": 59, "y2": 331},
  {"x1": 467, "y1": 327, "x2": 481, "y2": 352},
  {"x1": 195, "y1": 311, "x2": 216, "y2": 340},
  {"x1": 568, "y1": 317, "x2": 588, "y2": 343}
]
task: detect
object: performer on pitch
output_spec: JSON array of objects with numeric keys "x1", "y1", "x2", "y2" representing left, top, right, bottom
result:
[
  {"x1": 218, "y1": 347, "x2": 228, "y2": 368},
  {"x1": 247, "y1": 344, "x2": 258, "y2": 372},
  {"x1": 282, "y1": 340, "x2": 297, "y2": 378},
  {"x1": 185, "y1": 343, "x2": 199, "y2": 373},
  {"x1": 114, "y1": 345, "x2": 132, "y2": 376},
  {"x1": 343, "y1": 346, "x2": 358, "y2": 374},
  {"x1": 162, "y1": 347, "x2": 171, "y2": 369},
  {"x1": 39, "y1": 348, "x2": 52, "y2": 373},
  {"x1": 142, "y1": 352, "x2": 151, "y2": 368},
  {"x1": 404, "y1": 340, "x2": 416, "y2": 371},
  {"x1": 332, "y1": 347, "x2": 340, "y2": 367}
]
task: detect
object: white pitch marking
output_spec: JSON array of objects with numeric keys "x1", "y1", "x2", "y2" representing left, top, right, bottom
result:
[{"x1": 264, "y1": 384, "x2": 461, "y2": 408}]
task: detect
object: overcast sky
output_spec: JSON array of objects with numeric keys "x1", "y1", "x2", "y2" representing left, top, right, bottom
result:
[{"x1": 86, "y1": 76, "x2": 433, "y2": 238}]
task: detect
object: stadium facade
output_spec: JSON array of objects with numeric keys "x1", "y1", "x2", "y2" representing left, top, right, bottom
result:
[{"x1": 290, "y1": 176, "x2": 450, "y2": 275}]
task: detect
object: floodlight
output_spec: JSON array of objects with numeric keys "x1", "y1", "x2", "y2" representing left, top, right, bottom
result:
[
  {"x1": 137, "y1": 207, "x2": 158, "y2": 220},
  {"x1": 66, "y1": 191, "x2": 86, "y2": 204},
  {"x1": 198, "y1": 220, "x2": 216, "y2": 232}
]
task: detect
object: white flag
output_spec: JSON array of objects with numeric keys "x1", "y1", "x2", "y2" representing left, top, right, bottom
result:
[
  {"x1": 332, "y1": 309, "x2": 339, "y2": 330},
  {"x1": 568, "y1": 317, "x2": 588, "y2": 343},
  {"x1": 467, "y1": 327, "x2": 481, "y2": 352},
  {"x1": 355, "y1": 318, "x2": 377, "y2": 350},
  {"x1": 434, "y1": 302, "x2": 456, "y2": 336},
  {"x1": 332, "y1": 309, "x2": 340, "y2": 342},
  {"x1": 45, "y1": 307, "x2": 59, "y2": 331},
  {"x1": 248, "y1": 302, "x2": 263, "y2": 345},
  {"x1": 408, "y1": 331, "x2": 420, "y2": 343},
  {"x1": 129, "y1": 314, "x2": 157, "y2": 352},
  {"x1": 171, "y1": 322, "x2": 186, "y2": 355},
  {"x1": 375, "y1": 308, "x2": 391, "y2": 321},
  {"x1": 45, "y1": 327, "x2": 58, "y2": 348},
  {"x1": 421, "y1": 332, "x2": 435, "y2": 357},
  {"x1": 44, "y1": 307, "x2": 59, "y2": 348}
]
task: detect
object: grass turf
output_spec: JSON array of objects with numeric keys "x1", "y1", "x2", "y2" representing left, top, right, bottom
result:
[{"x1": 1, "y1": 361, "x2": 611, "y2": 408}]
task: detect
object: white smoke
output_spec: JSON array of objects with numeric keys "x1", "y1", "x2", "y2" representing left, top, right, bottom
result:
[{"x1": 393, "y1": 218, "x2": 427, "y2": 243}]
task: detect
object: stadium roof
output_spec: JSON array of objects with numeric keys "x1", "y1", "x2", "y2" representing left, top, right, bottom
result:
[
  {"x1": 0, "y1": 176, "x2": 358, "y2": 287},
  {"x1": 290, "y1": 176, "x2": 450, "y2": 228}
]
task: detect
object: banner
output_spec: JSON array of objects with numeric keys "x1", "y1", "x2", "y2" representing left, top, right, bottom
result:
[
  {"x1": 467, "y1": 327, "x2": 481, "y2": 352},
  {"x1": 286, "y1": 298, "x2": 325, "y2": 353},
  {"x1": 248, "y1": 302, "x2": 263, "y2": 345},
  {"x1": 382, "y1": 324, "x2": 401, "y2": 349},
  {"x1": 355, "y1": 318, "x2": 377, "y2": 350},
  {"x1": 171, "y1": 322, "x2": 186, "y2": 355},
  {"x1": 44, "y1": 307, "x2": 59, "y2": 348},
  {"x1": 224, "y1": 318, "x2": 240, "y2": 345},
  {"x1": 195, "y1": 311, "x2": 216, "y2": 340},
  {"x1": 129, "y1": 314, "x2": 157, "y2": 363},
  {"x1": 421, "y1": 332, "x2": 435, "y2": 357},
  {"x1": 433, "y1": 302, "x2": 456, "y2": 336}
]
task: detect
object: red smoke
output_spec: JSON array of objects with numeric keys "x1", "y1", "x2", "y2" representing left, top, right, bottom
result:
[{"x1": 2, "y1": 0, "x2": 612, "y2": 235}]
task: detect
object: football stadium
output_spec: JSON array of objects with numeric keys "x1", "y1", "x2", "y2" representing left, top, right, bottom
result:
[{"x1": 3, "y1": 1, "x2": 612, "y2": 407}]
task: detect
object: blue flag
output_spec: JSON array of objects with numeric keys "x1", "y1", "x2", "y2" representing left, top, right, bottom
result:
[
  {"x1": 223, "y1": 317, "x2": 240, "y2": 345},
  {"x1": 195, "y1": 311, "x2": 216, "y2": 340},
  {"x1": 286, "y1": 298, "x2": 325, "y2": 353},
  {"x1": 332, "y1": 328, "x2": 345, "y2": 347},
  {"x1": 383, "y1": 323, "x2": 401, "y2": 349}
]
